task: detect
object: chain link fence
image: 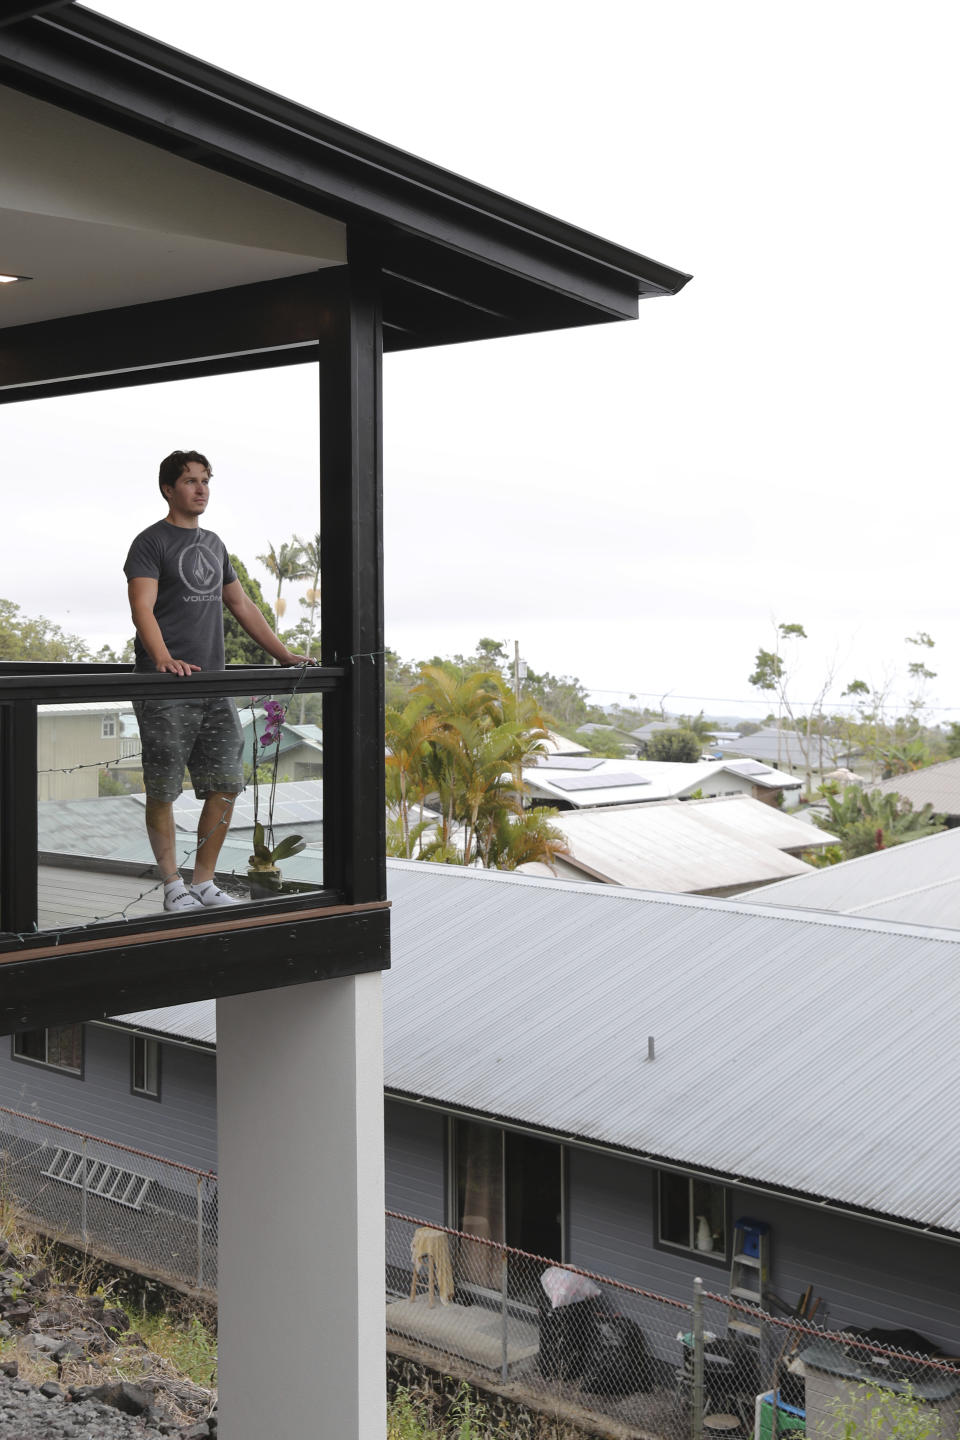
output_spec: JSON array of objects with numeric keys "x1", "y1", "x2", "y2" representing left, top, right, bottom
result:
[
  {"x1": 696, "y1": 1288, "x2": 960, "y2": 1440},
  {"x1": 387, "y1": 1209, "x2": 694, "y2": 1436},
  {"x1": 0, "y1": 1105, "x2": 217, "y2": 1292},
  {"x1": 386, "y1": 1213, "x2": 960, "y2": 1439},
  {"x1": 4, "y1": 1114, "x2": 959, "y2": 1439}
]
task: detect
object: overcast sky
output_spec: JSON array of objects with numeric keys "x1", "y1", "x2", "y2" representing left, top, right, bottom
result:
[{"x1": 4, "y1": 1, "x2": 958, "y2": 721}]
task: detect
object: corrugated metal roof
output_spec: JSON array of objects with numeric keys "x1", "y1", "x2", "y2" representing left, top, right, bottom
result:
[
  {"x1": 875, "y1": 759, "x2": 960, "y2": 816},
  {"x1": 113, "y1": 1000, "x2": 217, "y2": 1046},
  {"x1": 38, "y1": 701, "x2": 134, "y2": 716},
  {"x1": 524, "y1": 756, "x2": 800, "y2": 807},
  {"x1": 545, "y1": 797, "x2": 824, "y2": 892},
  {"x1": 114, "y1": 861, "x2": 960, "y2": 1234},
  {"x1": 747, "y1": 826, "x2": 960, "y2": 927},
  {"x1": 723, "y1": 728, "x2": 853, "y2": 770}
]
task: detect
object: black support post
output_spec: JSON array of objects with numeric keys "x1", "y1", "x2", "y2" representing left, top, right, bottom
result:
[
  {"x1": 0, "y1": 702, "x2": 38, "y2": 935},
  {"x1": 319, "y1": 249, "x2": 386, "y2": 905}
]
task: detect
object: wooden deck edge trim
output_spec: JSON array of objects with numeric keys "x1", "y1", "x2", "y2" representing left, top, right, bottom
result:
[{"x1": 0, "y1": 899, "x2": 391, "y2": 965}]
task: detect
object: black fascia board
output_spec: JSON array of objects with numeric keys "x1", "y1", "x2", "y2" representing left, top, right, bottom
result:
[
  {"x1": 0, "y1": 903, "x2": 391, "y2": 1036},
  {"x1": 0, "y1": 6, "x2": 691, "y2": 336}
]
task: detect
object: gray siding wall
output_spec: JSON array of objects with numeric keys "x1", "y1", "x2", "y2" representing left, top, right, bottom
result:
[
  {"x1": 0, "y1": 1023, "x2": 217, "y2": 1174},
  {"x1": 384, "y1": 1099, "x2": 446, "y2": 1224},
  {"x1": 566, "y1": 1148, "x2": 960, "y2": 1354}
]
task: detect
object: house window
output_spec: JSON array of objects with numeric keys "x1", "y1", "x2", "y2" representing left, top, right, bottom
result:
[
  {"x1": 101, "y1": 716, "x2": 117, "y2": 739},
  {"x1": 12, "y1": 1024, "x2": 83, "y2": 1075},
  {"x1": 656, "y1": 1172, "x2": 728, "y2": 1261},
  {"x1": 131, "y1": 1035, "x2": 160, "y2": 1099}
]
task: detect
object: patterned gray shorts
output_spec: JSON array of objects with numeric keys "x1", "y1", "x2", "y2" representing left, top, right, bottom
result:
[{"x1": 134, "y1": 697, "x2": 244, "y2": 802}]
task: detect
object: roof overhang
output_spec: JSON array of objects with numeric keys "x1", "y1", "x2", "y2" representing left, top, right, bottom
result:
[{"x1": 0, "y1": 3, "x2": 691, "y2": 398}]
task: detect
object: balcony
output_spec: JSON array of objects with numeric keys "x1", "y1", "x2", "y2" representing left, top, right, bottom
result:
[{"x1": 0, "y1": 660, "x2": 390, "y2": 1032}]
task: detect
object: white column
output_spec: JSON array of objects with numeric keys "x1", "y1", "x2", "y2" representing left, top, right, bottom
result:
[{"x1": 216, "y1": 973, "x2": 385, "y2": 1440}]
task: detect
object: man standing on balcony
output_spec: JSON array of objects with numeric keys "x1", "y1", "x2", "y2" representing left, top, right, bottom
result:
[{"x1": 125, "y1": 449, "x2": 306, "y2": 912}]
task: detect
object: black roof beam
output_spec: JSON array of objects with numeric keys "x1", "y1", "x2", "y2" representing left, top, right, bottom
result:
[{"x1": 0, "y1": 270, "x2": 338, "y2": 400}]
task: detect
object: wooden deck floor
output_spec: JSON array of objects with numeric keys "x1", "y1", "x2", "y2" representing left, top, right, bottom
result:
[{"x1": 38, "y1": 864, "x2": 193, "y2": 933}]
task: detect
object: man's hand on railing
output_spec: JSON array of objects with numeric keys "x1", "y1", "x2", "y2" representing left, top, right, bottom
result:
[{"x1": 155, "y1": 658, "x2": 202, "y2": 676}]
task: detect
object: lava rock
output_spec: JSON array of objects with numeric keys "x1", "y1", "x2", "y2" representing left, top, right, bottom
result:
[
  {"x1": 39, "y1": 1380, "x2": 64, "y2": 1398},
  {"x1": 90, "y1": 1380, "x2": 151, "y2": 1415},
  {"x1": 53, "y1": 1338, "x2": 88, "y2": 1363}
]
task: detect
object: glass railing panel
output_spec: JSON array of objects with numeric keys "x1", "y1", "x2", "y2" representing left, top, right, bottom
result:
[{"x1": 33, "y1": 684, "x2": 324, "y2": 936}]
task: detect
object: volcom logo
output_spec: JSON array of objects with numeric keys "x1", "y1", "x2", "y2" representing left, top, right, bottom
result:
[{"x1": 179, "y1": 541, "x2": 221, "y2": 595}]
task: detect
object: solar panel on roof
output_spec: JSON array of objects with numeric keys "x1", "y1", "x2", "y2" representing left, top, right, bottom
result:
[
  {"x1": 727, "y1": 760, "x2": 774, "y2": 776},
  {"x1": 550, "y1": 772, "x2": 652, "y2": 792}
]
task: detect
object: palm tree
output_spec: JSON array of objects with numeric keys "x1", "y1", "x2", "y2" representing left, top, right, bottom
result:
[
  {"x1": 385, "y1": 695, "x2": 438, "y2": 858},
  {"x1": 293, "y1": 531, "x2": 322, "y2": 659},
  {"x1": 256, "y1": 540, "x2": 310, "y2": 662},
  {"x1": 292, "y1": 531, "x2": 321, "y2": 716},
  {"x1": 410, "y1": 664, "x2": 552, "y2": 866},
  {"x1": 485, "y1": 806, "x2": 570, "y2": 871}
]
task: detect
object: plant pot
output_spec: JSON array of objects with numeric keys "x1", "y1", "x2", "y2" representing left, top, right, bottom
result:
[{"x1": 247, "y1": 865, "x2": 283, "y2": 900}]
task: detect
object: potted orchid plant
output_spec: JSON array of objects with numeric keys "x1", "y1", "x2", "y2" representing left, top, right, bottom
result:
[{"x1": 247, "y1": 697, "x2": 306, "y2": 898}]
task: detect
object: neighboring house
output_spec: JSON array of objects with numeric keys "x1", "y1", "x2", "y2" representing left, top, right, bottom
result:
[
  {"x1": 874, "y1": 758, "x2": 960, "y2": 826},
  {"x1": 37, "y1": 702, "x2": 140, "y2": 801},
  {"x1": 745, "y1": 824, "x2": 960, "y2": 926},
  {"x1": 574, "y1": 723, "x2": 638, "y2": 755},
  {"x1": 522, "y1": 794, "x2": 834, "y2": 895},
  {"x1": 523, "y1": 755, "x2": 800, "y2": 810},
  {"x1": 4, "y1": 861, "x2": 959, "y2": 1354},
  {"x1": 723, "y1": 726, "x2": 858, "y2": 781},
  {"x1": 543, "y1": 731, "x2": 591, "y2": 758},
  {"x1": 241, "y1": 709, "x2": 323, "y2": 781}
]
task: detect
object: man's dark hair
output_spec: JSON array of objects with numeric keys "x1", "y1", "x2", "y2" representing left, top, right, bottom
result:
[{"x1": 158, "y1": 449, "x2": 213, "y2": 497}]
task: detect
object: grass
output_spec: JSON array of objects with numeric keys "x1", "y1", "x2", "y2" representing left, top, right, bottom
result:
[
  {"x1": 388, "y1": 1383, "x2": 490, "y2": 1439},
  {"x1": 0, "y1": 1207, "x2": 218, "y2": 1394}
]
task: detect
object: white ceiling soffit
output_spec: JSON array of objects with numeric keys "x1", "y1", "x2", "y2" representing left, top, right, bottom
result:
[{"x1": 0, "y1": 85, "x2": 346, "y2": 328}]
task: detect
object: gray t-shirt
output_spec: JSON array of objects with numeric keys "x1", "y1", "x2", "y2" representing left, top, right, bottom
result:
[{"x1": 124, "y1": 520, "x2": 237, "y2": 672}]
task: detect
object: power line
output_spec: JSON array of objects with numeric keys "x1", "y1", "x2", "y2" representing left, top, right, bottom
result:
[{"x1": 581, "y1": 687, "x2": 959, "y2": 715}]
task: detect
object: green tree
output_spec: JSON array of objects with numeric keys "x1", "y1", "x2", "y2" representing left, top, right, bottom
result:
[
  {"x1": 646, "y1": 728, "x2": 703, "y2": 763},
  {"x1": 811, "y1": 784, "x2": 946, "y2": 860},
  {"x1": 0, "y1": 598, "x2": 90, "y2": 661},
  {"x1": 222, "y1": 556, "x2": 277, "y2": 665},
  {"x1": 945, "y1": 722, "x2": 960, "y2": 758}
]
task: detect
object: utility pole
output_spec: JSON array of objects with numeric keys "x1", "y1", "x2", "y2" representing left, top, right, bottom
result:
[{"x1": 514, "y1": 640, "x2": 521, "y2": 706}]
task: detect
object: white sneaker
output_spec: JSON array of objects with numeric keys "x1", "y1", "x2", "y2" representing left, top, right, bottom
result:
[
  {"x1": 163, "y1": 883, "x2": 203, "y2": 913},
  {"x1": 190, "y1": 882, "x2": 240, "y2": 908}
]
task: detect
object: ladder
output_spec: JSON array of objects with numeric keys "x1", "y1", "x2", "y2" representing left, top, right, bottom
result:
[
  {"x1": 728, "y1": 1218, "x2": 770, "y2": 1340},
  {"x1": 42, "y1": 1147, "x2": 152, "y2": 1210}
]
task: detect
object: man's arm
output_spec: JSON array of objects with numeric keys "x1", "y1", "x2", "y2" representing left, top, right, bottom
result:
[
  {"x1": 223, "y1": 580, "x2": 308, "y2": 666},
  {"x1": 127, "y1": 577, "x2": 200, "y2": 676}
]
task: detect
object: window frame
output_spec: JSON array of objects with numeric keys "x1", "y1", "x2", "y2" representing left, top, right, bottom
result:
[
  {"x1": 130, "y1": 1033, "x2": 161, "y2": 1101},
  {"x1": 11, "y1": 1023, "x2": 85, "y2": 1077},
  {"x1": 101, "y1": 715, "x2": 117, "y2": 739},
  {"x1": 653, "y1": 1170, "x2": 730, "y2": 1266}
]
